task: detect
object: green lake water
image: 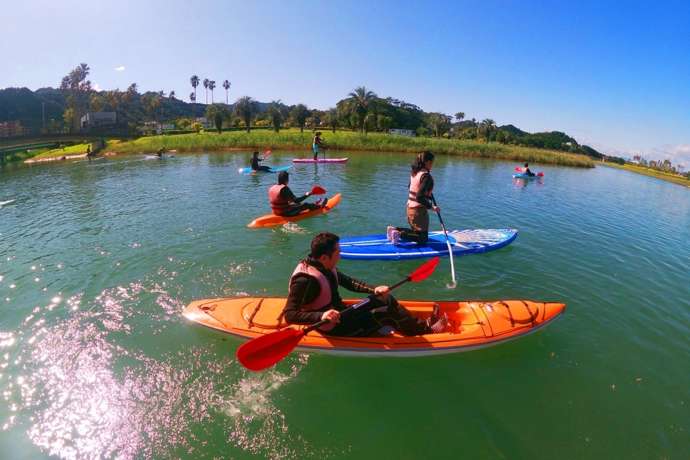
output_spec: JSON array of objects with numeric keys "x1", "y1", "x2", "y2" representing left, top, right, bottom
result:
[{"x1": 0, "y1": 151, "x2": 688, "y2": 459}]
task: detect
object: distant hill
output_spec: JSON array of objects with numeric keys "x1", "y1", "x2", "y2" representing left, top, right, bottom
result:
[
  {"x1": 0, "y1": 88, "x2": 64, "y2": 129},
  {"x1": 498, "y1": 124, "x2": 528, "y2": 137}
]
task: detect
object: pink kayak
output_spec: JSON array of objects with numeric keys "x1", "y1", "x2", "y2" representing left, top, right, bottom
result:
[{"x1": 292, "y1": 158, "x2": 349, "y2": 163}]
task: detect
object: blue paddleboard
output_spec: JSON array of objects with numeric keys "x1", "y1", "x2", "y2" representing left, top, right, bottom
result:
[
  {"x1": 339, "y1": 229, "x2": 518, "y2": 260},
  {"x1": 238, "y1": 165, "x2": 292, "y2": 175}
]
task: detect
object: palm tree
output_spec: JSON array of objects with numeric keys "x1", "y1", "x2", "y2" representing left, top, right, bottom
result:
[
  {"x1": 325, "y1": 108, "x2": 339, "y2": 133},
  {"x1": 190, "y1": 75, "x2": 199, "y2": 101},
  {"x1": 480, "y1": 119, "x2": 496, "y2": 141},
  {"x1": 189, "y1": 92, "x2": 196, "y2": 103},
  {"x1": 267, "y1": 100, "x2": 284, "y2": 132},
  {"x1": 290, "y1": 104, "x2": 310, "y2": 133},
  {"x1": 223, "y1": 80, "x2": 231, "y2": 104},
  {"x1": 203, "y1": 78, "x2": 210, "y2": 104},
  {"x1": 234, "y1": 96, "x2": 257, "y2": 132},
  {"x1": 169, "y1": 90, "x2": 176, "y2": 100},
  {"x1": 346, "y1": 86, "x2": 377, "y2": 133},
  {"x1": 454, "y1": 112, "x2": 465, "y2": 122},
  {"x1": 209, "y1": 81, "x2": 216, "y2": 103}
]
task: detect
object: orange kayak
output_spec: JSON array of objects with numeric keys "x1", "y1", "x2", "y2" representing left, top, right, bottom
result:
[
  {"x1": 183, "y1": 297, "x2": 565, "y2": 356},
  {"x1": 247, "y1": 193, "x2": 341, "y2": 228}
]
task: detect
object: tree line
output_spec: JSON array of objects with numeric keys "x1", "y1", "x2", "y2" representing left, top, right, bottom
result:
[{"x1": 2, "y1": 63, "x2": 607, "y2": 159}]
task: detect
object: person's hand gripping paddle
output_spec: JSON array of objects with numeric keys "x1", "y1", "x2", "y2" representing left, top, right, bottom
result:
[
  {"x1": 236, "y1": 257, "x2": 440, "y2": 371},
  {"x1": 431, "y1": 194, "x2": 457, "y2": 289}
]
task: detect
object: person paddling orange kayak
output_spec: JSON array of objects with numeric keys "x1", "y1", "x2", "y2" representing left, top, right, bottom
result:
[{"x1": 268, "y1": 171, "x2": 326, "y2": 217}]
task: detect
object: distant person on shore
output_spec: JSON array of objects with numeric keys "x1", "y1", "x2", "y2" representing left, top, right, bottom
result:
[
  {"x1": 312, "y1": 132, "x2": 325, "y2": 160},
  {"x1": 523, "y1": 162, "x2": 535, "y2": 176},
  {"x1": 155, "y1": 148, "x2": 165, "y2": 158},
  {"x1": 387, "y1": 151, "x2": 439, "y2": 245},
  {"x1": 269, "y1": 171, "x2": 325, "y2": 216},
  {"x1": 282, "y1": 232, "x2": 448, "y2": 336},
  {"x1": 251, "y1": 151, "x2": 271, "y2": 172},
  {"x1": 86, "y1": 144, "x2": 92, "y2": 161}
]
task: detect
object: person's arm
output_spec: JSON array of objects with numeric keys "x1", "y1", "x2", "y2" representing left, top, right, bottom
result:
[
  {"x1": 337, "y1": 271, "x2": 376, "y2": 294},
  {"x1": 283, "y1": 276, "x2": 326, "y2": 324},
  {"x1": 415, "y1": 173, "x2": 434, "y2": 208},
  {"x1": 282, "y1": 187, "x2": 309, "y2": 204}
]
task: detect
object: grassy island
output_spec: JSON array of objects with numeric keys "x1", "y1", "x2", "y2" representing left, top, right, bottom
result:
[{"x1": 108, "y1": 129, "x2": 595, "y2": 167}]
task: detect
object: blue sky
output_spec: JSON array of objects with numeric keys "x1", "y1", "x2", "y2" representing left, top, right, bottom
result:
[{"x1": 2, "y1": 0, "x2": 689, "y2": 165}]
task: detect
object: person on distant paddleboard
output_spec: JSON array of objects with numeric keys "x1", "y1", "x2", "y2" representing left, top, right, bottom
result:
[
  {"x1": 523, "y1": 162, "x2": 535, "y2": 177},
  {"x1": 312, "y1": 132, "x2": 325, "y2": 160},
  {"x1": 283, "y1": 232, "x2": 448, "y2": 336},
  {"x1": 269, "y1": 171, "x2": 325, "y2": 216},
  {"x1": 251, "y1": 151, "x2": 271, "y2": 172},
  {"x1": 387, "y1": 151, "x2": 439, "y2": 245}
]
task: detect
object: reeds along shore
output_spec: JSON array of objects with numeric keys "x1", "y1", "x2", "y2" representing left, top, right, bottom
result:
[{"x1": 108, "y1": 129, "x2": 595, "y2": 168}]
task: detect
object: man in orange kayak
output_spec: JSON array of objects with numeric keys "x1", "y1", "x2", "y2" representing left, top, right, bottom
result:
[
  {"x1": 269, "y1": 171, "x2": 325, "y2": 216},
  {"x1": 283, "y1": 232, "x2": 448, "y2": 336}
]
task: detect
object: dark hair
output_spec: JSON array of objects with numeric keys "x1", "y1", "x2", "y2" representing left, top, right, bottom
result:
[
  {"x1": 278, "y1": 171, "x2": 289, "y2": 184},
  {"x1": 524, "y1": 163, "x2": 529, "y2": 167},
  {"x1": 411, "y1": 151, "x2": 434, "y2": 174},
  {"x1": 310, "y1": 232, "x2": 340, "y2": 258},
  {"x1": 252, "y1": 151, "x2": 259, "y2": 156}
]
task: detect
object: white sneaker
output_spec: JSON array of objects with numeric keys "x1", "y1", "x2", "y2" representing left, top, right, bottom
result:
[
  {"x1": 386, "y1": 225, "x2": 395, "y2": 242},
  {"x1": 391, "y1": 229, "x2": 401, "y2": 245}
]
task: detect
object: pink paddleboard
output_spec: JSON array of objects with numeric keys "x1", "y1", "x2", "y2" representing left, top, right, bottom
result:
[{"x1": 292, "y1": 158, "x2": 349, "y2": 163}]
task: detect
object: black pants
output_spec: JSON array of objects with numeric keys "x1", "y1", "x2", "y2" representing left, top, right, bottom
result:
[
  {"x1": 397, "y1": 228, "x2": 429, "y2": 245},
  {"x1": 281, "y1": 203, "x2": 320, "y2": 216},
  {"x1": 325, "y1": 295, "x2": 430, "y2": 337},
  {"x1": 253, "y1": 166, "x2": 271, "y2": 172}
]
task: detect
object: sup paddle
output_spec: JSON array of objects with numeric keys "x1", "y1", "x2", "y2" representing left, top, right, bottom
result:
[
  {"x1": 431, "y1": 194, "x2": 457, "y2": 289},
  {"x1": 236, "y1": 256, "x2": 440, "y2": 371}
]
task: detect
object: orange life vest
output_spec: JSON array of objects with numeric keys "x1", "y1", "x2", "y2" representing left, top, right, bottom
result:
[
  {"x1": 268, "y1": 184, "x2": 290, "y2": 214},
  {"x1": 407, "y1": 169, "x2": 433, "y2": 208},
  {"x1": 289, "y1": 261, "x2": 338, "y2": 316}
]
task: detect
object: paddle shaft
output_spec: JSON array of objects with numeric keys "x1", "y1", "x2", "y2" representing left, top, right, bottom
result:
[
  {"x1": 431, "y1": 194, "x2": 457, "y2": 286},
  {"x1": 302, "y1": 276, "x2": 411, "y2": 334}
]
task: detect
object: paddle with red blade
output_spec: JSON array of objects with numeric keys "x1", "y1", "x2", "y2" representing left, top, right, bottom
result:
[
  {"x1": 263, "y1": 149, "x2": 272, "y2": 159},
  {"x1": 309, "y1": 185, "x2": 326, "y2": 195},
  {"x1": 236, "y1": 257, "x2": 440, "y2": 371}
]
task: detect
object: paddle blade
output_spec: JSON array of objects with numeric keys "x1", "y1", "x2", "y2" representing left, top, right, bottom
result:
[
  {"x1": 409, "y1": 256, "x2": 440, "y2": 282},
  {"x1": 236, "y1": 328, "x2": 304, "y2": 371},
  {"x1": 515, "y1": 166, "x2": 523, "y2": 172},
  {"x1": 263, "y1": 149, "x2": 272, "y2": 158},
  {"x1": 537, "y1": 172, "x2": 544, "y2": 177},
  {"x1": 311, "y1": 185, "x2": 327, "y2": 195}
]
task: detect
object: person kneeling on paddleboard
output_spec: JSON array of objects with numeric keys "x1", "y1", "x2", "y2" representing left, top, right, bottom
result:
[
  {"x1": 387, "y1": 151, "x2": 439, "y2": 245},
  {"x1": 282, "y1": 232, "x2": 448, "y2": 336},
  {"x1": 269, "y1": 171, "x2": 325, "y2": 217},
  {"x1": 251, "y1": 151, "x2": 271, "y2": 172}
]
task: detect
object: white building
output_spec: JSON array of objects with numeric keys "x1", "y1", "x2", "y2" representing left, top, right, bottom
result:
[
  {"x1": 80, "y1": 112, "x2": 117, "y2": 129},
  {"x1": 389, "y1": 128, "x2": 415, "y2": 137}
]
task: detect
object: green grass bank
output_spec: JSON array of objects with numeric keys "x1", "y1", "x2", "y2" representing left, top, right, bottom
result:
[
  {"x1": 602, "y1": 161, "x2": 690, "y2": 188},
  {"x1": 109, "y1": 129, "x2": 595, "y2": 167}
]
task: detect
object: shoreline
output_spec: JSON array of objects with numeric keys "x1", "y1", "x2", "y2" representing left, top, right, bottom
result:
[{"x1": 601, "y1": 162, "x2": 690, "y2": 188}]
